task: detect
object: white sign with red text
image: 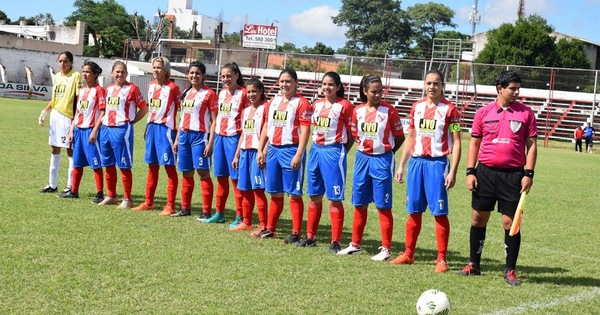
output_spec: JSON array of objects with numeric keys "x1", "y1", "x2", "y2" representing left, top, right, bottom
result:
[{"x1": 243, "y1": 24, "x2": 278, "y2": 50}]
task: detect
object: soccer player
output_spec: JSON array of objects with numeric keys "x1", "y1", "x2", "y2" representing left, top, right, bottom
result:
[
  {"x1": 170, "y1": 61, "x2": 218, "y2": 219},
  {"x1": 132, "y1": 56, "x2": 181, "y2": 215},
  {"x1": 583, "y1": 122, "x2": 595, "y2": 153},
  {"x1": 230, "y1": 78, "x2": 269, "y2": 233},
  {"x1": 255, "y1": 68, "x2": 313, "y2": 244},
  {"x1": 59, "y1": 61, "x2": 106, "y2": 203},
  {"x1": 38, "y1": 51, "x2": 80, "y2": 194},
  {"x1": 202, "y1": 62, "x2": 247, "y2": 225},
  {"x1": 390, "y1": 70, "x2": 461, "y2": 273},
  {"x1": 297, "y1": 71, "x2": 353, "y2": 253},
  {"x1": 457, "y1": 70, "x2": 537, "y2": 286},
  {"x1": 97, "y1": 61, "x2": 148, "y2": 207},
  {"x1": 337, "y1": 74, "x2": 404, "y2": 261}
]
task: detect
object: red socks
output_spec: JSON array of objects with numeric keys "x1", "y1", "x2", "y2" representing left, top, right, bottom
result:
[
  {"x1": 200, "y1": 177, "x2": 213, "y2": 215},
  {"x1": 266, "y1": 196, "x2": 284, "y2": 232},
  {"x1": 93, "y1": 168, "x2": 103, "y2": 193},
  {"x1": 404, "y1": 213, "x2": 423, "y2": 258},
  {"x1": 435, "y1": 215, "x2": 450, "y2": 261},
  {"x1": 290, "y1": 197, "x2": 304, "y2": 235},
  {"x1": 144, "y1": 164, "x2": 160, "y2": 206},
  {"x1": 307, "y1": 201, "x2": 323, "y2": 240},
  {"x1": 351, "y1": 207, "x2": 368, "y2": 246},
  {"x1": 378, "y1": 210, "x2": 394, "y2": 250},
  {"x1": 231, "y1": 179, "x2": 243, "y2": 218},
  {"x1": 181, "y1": 176, "x2": 194, "y2": 210},
  {"x1": 330, "y1": 202, "x2": 344, "y2": 243},
  {"x1": 71, "y1": 167, "x2": 83, "y2": 193},
  {"x1": 254, "y1": 190, "x2": 268, "y2": 227},
  {"x1": 241, "y1": 190, "x2": 255, "y2": 225},
  {"x1": 105, "y1": 165, "x2": 117, "y2": 198},
  {"x1": 216, "y1": 176, "x2": 230, "y2": 213},
  {"x1": 165, "y1": 165, "x2": 178, "y2": 208},
  {"x1": 121, "y1": 168, "x2": 132, "y2": 200}
]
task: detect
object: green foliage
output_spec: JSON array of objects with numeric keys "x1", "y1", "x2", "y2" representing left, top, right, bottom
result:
[
  {"x1": 302, "y1": 42, "x2": 335, "y2": 55},
  {"x1": 0, "y1": 10, "x2": 10, "y2": 24},
  {"x1": 283, "y1": 58, "x2": 326, "y2": 72},
  {"x1": 336, "y1": 62, "x2": 366, "y2": 76},
  {"x1": 556, "y1": 39, "x2": 591, "y2": 69},
  {"x1": 275, "y1": 42, "x2": 301, "y2": 53},
  {"x1": 333, "y1": 0, "x2": 412, "y2": 57},
  {"x1": 222, "y1": 32, "x2": 240, "y2": 46},
  {"x1": 406, "y1": 2, "x2": 457, "y2": 58}
]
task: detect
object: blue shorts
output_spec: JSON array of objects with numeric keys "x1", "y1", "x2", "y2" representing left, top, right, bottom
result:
[
  {"x1": 213, "y1": 134, "x2": 239, "y2": 179},
  {"x1": 177, "y1": 130, "x2": 211, "y2": 172},
  {"x1": 307, "y1": 143, "x2": 347, "y2": 201},
  {"x1": 265, "y1": 144, "x2": 305, "y2": 196},
  {"x1": 352, "y1": 150, "x2": 394, "y2": 209},
  {"x1": 100, "y1": 124, "x2": 134, "y2": 169},
  {"x1": 144, "y1": 123, "x2": 176, "y2": 166},
  {"x1": 237, "y1": 149, "x2": 266, "y2": 191},
  {"x1": 72, "y1": 127, "x2": 102, "y2": 169},
  {"x1": 406, "y1": 156, "x2": 449, "y2": 216}
]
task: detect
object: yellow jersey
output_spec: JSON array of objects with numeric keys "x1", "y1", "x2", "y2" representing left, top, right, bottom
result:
[{"x1": 51, "y1": 69, "x2": 82, "y2": 118}]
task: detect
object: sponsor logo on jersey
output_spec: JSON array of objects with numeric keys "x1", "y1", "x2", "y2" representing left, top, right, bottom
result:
[
  {"x1": 361, "y1": 122, "x2": 379, "y2": 134},
  {"x1": 220, "y1": 102, "x2": 232, "y2": 112},
  {"x1": 107, "y1": 96, "x2": 121, "y2": 108},
  {"x1": 272, "y1": 110, "x2": 288, "y2": 122},
  {"x1": 419, "y1": 118, "x2": 437, "y2": 130},
  {"x1": 244, "y1": 119, "x2": 255, "y2": 130},
  {"x1": 79, "y1": 100, "x2": 90, "y2": 110},
  {"x1": 182, "y1": 99, "x2": 195, "y2": 110},
  {"x1": 150, "y1": 98, "x2": 162, "y2": 110},
  {"x1": 315, "y1": 116, "x2": 331, "y2": 129}
]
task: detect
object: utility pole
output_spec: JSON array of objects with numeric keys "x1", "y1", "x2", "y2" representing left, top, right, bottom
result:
[
  {"x1": 469, "y1": 0, "x2": 481, "y2": 40},
  {"x1": 517, "y1": 0, "x2": 526, "y2": 19}
]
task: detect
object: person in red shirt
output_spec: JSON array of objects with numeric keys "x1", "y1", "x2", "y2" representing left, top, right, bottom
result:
[
  {"x1": 337, "y1": 74, "x2": 405, "y2": 261},
  {"x1": 574, "y1": 126, "x2": 584, "y2": 152},
  {"x1": 390, "y1": 70, "x2": 461, "y2": 272},
  {"x1": 457, "y1": 70, "x2": 537, "y2": 286}
]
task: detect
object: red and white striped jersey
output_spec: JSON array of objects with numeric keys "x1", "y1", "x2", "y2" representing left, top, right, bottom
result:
[
  {"x1": 179, "y1": 86, "x2": 218, "y2": 133},
  {"x1": 146, "y1": 79, "x2": 181, "y2": 130},
  {"x1": 311, "y1": 97, "x2": 354, "y2": 145},
  {"x1": 102, "y1": 82, "x2": 147, "y2": 127},
  {"x1": 408, "y1": 98, "x2": 461, "y2": 157},
  {"x1": 266, "y1": 94, "x2": 313, "y2": 146},
  {"x1": 351, "y1": 101, "x2": 403, "y2": 155},
  {"x1": 216, "y1": 86, "x2": 247, "y2": 136},
  {"x1": 74, "y1": 84, "x2": 106, "y2": 129},
  {"x1": 240, "y1": 101, "x2": 268, "y2": 150}
]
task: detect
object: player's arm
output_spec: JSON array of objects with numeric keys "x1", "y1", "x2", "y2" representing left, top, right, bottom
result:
[
  {"x1": 466, "y1": 136, "x2": 481, "y2": 192},
  {"x1": 521, "y1": 137, "x2": 537, "y2": 193},
  {"x1": 39, "y1": 100, "x2": 53, "y2": 126},
  {"x1": 256, "y1": 119, "x2": 269, "y2": 169},
  {"x1": 291, "y1": 124, "x2": 310, "y2": 171},
  {"x1": 204, "y1": 110, "x2": 217, "y2": 157},
  {"x1": 232, "y1": 131, "x2": 244, "y2": 170},
  {"x1": 89, "y1": 109, "x2": 105, "y2": 144},
  {"x1": 172, "y1": 128, "x2": 181, "y2": 154},
  {"x1": 445, "y1": 128, "x2": 462, "y2": 190},
  {"x1": 395, "y1": 128, "x2": 413, "y2": 183},
  {"x1": 132, "y1": 104, "x2": 148, "y2": 125}
]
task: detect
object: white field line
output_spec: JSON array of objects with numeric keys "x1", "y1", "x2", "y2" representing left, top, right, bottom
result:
[{"x1": 483, "y1": 287, "x2": 600, "y2": 315}]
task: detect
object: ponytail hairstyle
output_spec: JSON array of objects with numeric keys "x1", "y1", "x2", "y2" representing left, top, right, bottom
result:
[
  {"x1": 181, "y1": 60, "x2": 206, "y2": 100},
  {"x1": 221, "y1": 62, "x2": 244, "y2": 87},
  {"x1": 245, "y1": 78, "x2": 267, "y2": 103},
  {"x1": 322, "y1": 71, "x2": 344, "y2": 98},
  {"x1": 359, "y1": 74, "x2": 382, "y2": 103},
  {"x1": 82, "y1": 60, "x2": 103, "y2": 83}
]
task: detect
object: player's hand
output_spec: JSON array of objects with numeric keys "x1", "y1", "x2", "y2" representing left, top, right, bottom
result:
[
  {"x1": 256, "y1": 152, "x2": 266, "y2": 169},
  {"x1": 395, "y1": 167, "x2": 405, "y2": 183},
  {"x1": 520, "y1": 176, "x2": 533, "y2": 193},
  {"x1": 172, "y1": 142, "x2": 178, "y2": 154},
  {"x1": 291, "y1": 154, "x2": 302, "y2": 170},
  {"x1": 88, "y1": 132, "x2": 96, "y2": 144},
  {"x1": 466, "y1": 175, "x2": 478, "y2": 191},
  {"x1": 203, "y1": 143, "x2": 213, "y2": 157},
  {"x1": 445, "y1": 172, "x2": 456, "y2": 190},
  {"x1": 38, "y1": 110, "x2": 47, "y2": 126},
  {"x1": 232, "y1": 157, "x2": 239, "y2": 170}
]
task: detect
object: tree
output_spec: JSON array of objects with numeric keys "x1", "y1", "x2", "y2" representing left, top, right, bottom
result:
[
  {"x1": 406, "y1": 2, "x2": 457, "y2": 58},
  {"x1": 128, "y1": 9, "x2": 172, "y2": 61},
  {"x1": 222, "y1": 32, "x2": 241, "y2": 46},
  {"x1": 274, "y1": 42, "x2": 301, "y2": 53},
  {"x1": 65, "y1": 0, "x2": 134, "y2": 58},
  {"x1": 556, "y1": 39, "x2": 591, "y2": 69},
  {"x1": 332, "y1": 0, "x2": 412, "y2": 57},
  {"x1": 302, "y1": 42, "x2": 335, "y2": 55},
  {"x1": 0, "y1": 10, "x2": 11, "y2": 24}
]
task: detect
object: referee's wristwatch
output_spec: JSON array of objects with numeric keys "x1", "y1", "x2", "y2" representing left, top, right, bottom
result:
[{"x1": 466, "y1": 167, "x2": 476, "y2": 176}]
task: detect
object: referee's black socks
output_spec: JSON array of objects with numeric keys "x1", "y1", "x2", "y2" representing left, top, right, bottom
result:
[
  {"x1": 504, "y1": 229, "x2": 521, "y2": 272},
  {"x1": 470, "y1": 225, "x2": 486, "y2": 269}
]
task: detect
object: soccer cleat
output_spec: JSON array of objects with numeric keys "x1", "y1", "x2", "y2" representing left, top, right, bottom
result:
[
  {"x1": 283, "y1": 232, "x2": 302, "y2": 244},
  {"x1": 295, "y1": 236, "x2": 316, "y2": 247},
  {"x1": 337, "y1": 243, "x2": 362, "y2": 255},
  {"x1": 456, "y1": 262, "x2": 481, "y2": 276},
  {"x1": 201, "y1": 212, "x2": 225, "y2": 223},
  {"x1": 159, "y1": 205, "x2": 176, "y2": 216},
  {"x1": 197, "y1": 212, "x2": 212, "y2": 221},
  {"x1": 117, "y1": 198, "x2": 133, "y2": 209},
  {"x1": 328, "y1": 241, "x2": 342, "y2": 253},
  {"x1": 250, "y1": 226, "x2": 266, "y2": 238},
  {"x1": 371, "y1": 246, "x2": 391, "y2": 261},
  {"x1": 97, "y1": 196, "x2": 119, "y2": 206},
  {"x1": 62, "y1": 186, "x2": 71, "y2": 194},
  {"x1": 132, "y1": 202, "x2": 154, "y2": 211},
  {"x1": 229, "y1": 222, "x2": 253, "y2": 231},
  {"x1": 390, "y1": 252, "x2": 415, "y2": 265},
  {"x1": 228, "y1": 216, "x2": 243, "y2": 229},
  {"x1": 258, "y1": 229, "x2": 276, "y2": 239},
  {"x1": 58, "y1": 191, "x2": 79, "y2": 199},
  {"x1": 39, "y1": 185, "x2": 58, "y2": 193},
  {"x1": 434, "y1": 259, "x2": 448, "y2": 273},
  {"x1": 92, "y1": 191, "x2": 104, "y2": 204},
  {"x1": 171, "y1": 209, "x2": 192, "y2": 217},
  {"x1": 504, "y1": 270, "x2": 521, "y2": 286}
]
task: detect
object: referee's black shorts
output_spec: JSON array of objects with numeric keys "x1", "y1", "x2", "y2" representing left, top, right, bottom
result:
[{"x1": 471, "y1": 163, "x2": 524, "y2": 216}]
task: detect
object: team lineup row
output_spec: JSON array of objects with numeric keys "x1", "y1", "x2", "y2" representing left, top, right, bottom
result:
[{"x1": 39, "y1": 52, "x2": 537, "y2": 286}]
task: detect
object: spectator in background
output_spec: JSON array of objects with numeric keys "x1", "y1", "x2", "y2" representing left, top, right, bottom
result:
[
  {"x1": 583, "y1": 122, "x2": 595, "y2": 153},
  {"x1": 574, "y1": 126, "x2": 583, "y2": 152}
]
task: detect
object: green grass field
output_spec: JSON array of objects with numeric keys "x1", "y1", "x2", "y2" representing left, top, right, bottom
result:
[{"x1": 1, "y1": 98, "x2": 600, "y2": 314}]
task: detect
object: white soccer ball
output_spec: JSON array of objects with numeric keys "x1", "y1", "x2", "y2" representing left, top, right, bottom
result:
[{"x1": 416, "y1": 289, "x2": 451, "y2": 315}]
